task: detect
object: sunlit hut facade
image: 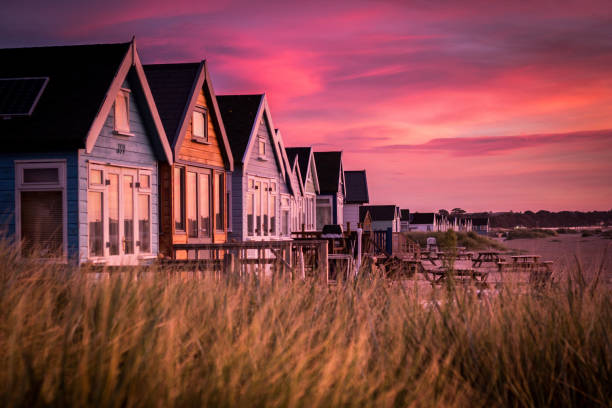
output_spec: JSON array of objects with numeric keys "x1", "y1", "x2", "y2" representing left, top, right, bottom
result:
[
  {"x1": 276, "y1": 131, "x2": 304, "y2": 237},
  {"x1": 217, "y1": 94, "x2": 292, "y2": 241},
  {"x1": 144, "y1": 62, "x2": 233, "y2": 259},
  {"x1": 0, "y1": 41, "x2": 173, "y2": 264},
  {"x1": 313, "y1": 151, "x2": 345, "y2": 230},
  {"x1": 285, "y1": 147, "x2": 319, "y2": 232}
]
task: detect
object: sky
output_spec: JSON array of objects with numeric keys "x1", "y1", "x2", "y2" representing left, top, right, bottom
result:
[{"x1": 2, "y1": 0, "x2": 612, "y2": 212}]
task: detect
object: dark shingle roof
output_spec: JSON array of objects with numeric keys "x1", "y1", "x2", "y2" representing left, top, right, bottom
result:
[
  {"x1": 400, "y1": 209, "x2": 410, "y2": 221},
  {"x1": 285, "y1": 147, "x2": 311, "y2": 184},
  {"x1": 217, "y1": 94, "x2": 263, "y2": 163},
  {"x1": 411, "y1": 213, "x2": 436, "y2": 224},
  {"x1": 344, "y1": 170, "x2": 369, "y2": 204},
  {"x1": 359, "y1": 205, "x2": 397, "y2": 222},
  {"x1": 0, "y1": 42, "x2": 130, "y2": 151},
  {"x1": 143, "y1": 63, "x2": 200, "y2": 146},
  {"x1": 313, "y1": 151, "x2": 343, "y2": 194}
]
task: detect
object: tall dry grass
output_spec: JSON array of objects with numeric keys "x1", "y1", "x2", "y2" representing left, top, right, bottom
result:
[{"x1": 0, "y1": 242, "x2": 610, "y2": 407}]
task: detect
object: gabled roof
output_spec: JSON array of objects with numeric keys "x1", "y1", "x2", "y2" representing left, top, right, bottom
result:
[
  {"x1": 275, "y1": 129, "x2": 301, "y2": 197},
  {"x1": 411, "y1": 212, "x2": 436, "y2": 224},
  {"x1": 144, "y1": 61, "x2": 233, "y2": 170},
  {"x1": 344, "y1": 170, "x2": 369, "y2": 204},
  {"x1": 400, "y1": 209, "x2": 410, "y2": 221},
  {"x1": 286, "y1": 146, "x2": 320, "y2": 193},
  {"x1": 0, "y1": 40, "x2": 172, "y2": 162},
  {"x1": 217, "y1": 94, "x2": 285, "y2": 177},
  {"x1": 359, "y1": 205, "x2": 399, "y2": 222},
  {"x1": 314, "y1": 151, "x2": 345, "y2": 195}
]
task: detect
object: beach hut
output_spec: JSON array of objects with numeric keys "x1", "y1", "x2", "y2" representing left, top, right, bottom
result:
[
  {"x1": 343, "y1": 170, "x2": 369, "y2": 230},
  {"x1": 0, "y1": 40, "x2": 173, "y2": 264},
  {"x1": 313, "y1": 151, "x2": 345, "y2": 229},
  {"x1": 285, "y1": 147, "x2": 319, "y2": 231},
  {"x1": 144, "y1": 61, "x2": 234, "y2": 258}
]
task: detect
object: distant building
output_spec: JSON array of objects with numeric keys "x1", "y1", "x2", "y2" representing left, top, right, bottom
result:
[
  {"x1": 410, "y1": 212, "x2": 439, "y2": 232},
  {"x1": 313, "y1": 151, "x2": 345, "y2": 229},
  {"x1": 471, "y1": 217, "x2": 489, "y2": 235},
  {"x1": 343, "y1": 170, "x2": 369, "y2": 230},
  {"x1": 359, "y1": 205, "x2": 401, "y2": 232},
  {"x1": 400, "y1": 209, "x2": 411, "y2": 232}
]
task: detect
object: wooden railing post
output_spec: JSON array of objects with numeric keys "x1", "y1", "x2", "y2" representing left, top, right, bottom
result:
[{"x1": 319, "y1": 240, "x2": 329, "y2": 283}]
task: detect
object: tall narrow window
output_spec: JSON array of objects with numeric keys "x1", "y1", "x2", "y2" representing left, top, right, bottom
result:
[
  {"x1": 21, "y1": 191, "x2": 63, "y2": 257},
  {"x1": 258, "y1": 138, "x2": 266, "y2": 159},
  {"x1": 199, "y1": 173, "x2": 210, "y2": 237},
  {"x1": 139, "y1": 194, "x2": 150, "y2": 253},
  {"x1": 88, "y1": 191, "x2": 103, "y2": 257},
  {"x1": 262, "y1": 182, "x2": 269, "y2": 236},
  {"x1": 270, "y1": 195, "x2": 276, "y2": 235},
  {"x1": 255, "y1": 181, "x2": 261, "y2": 235},
  {"x1": 114, "y1": 90, "x2": 130, "y2": 134},
  {"x1": 215, "y1": 173, "x2": 224, "y2": 231},
  {"x1": 192, "y1": 109, "x2": 208, "y2": 143},
  {"x1": 174, "y1": 167, "x2": 185, "y2": 231},
  {"x1": 123, "y1": 175, "x2": 134, "y2": 254},
  {"x1": 108, "y1": 174, "x2": 120, "y2": 255},
  {"x1": 247, "y1": 193, "x2": 254, "y2": 236},
  {"x1": 186, "y1": 171, "x2": 198, "y2": 238}
]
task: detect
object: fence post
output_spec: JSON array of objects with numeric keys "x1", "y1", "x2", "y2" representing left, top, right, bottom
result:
[
  {"x1": 386, "y1": 227, "x2": 393, "y2": 255},
  {"x1": 223, "y1": 252, "x2": 235, "y2": 276},
  {"x1": 319, "y1": 240, "x2": 329, "y2": 283}
]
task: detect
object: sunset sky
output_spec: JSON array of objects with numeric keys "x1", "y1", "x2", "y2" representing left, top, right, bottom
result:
[{"x1": 2, "y1": 0, "x2": 612, "y2": 212}]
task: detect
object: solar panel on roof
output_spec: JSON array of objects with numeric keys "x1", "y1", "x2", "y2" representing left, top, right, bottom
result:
[{"x1": 0, "y1": 77, "x2": 49, "y2": 117}]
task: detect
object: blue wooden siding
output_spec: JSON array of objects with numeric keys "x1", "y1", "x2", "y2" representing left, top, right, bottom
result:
[
  {"x1": 232, "y1": 116, "x2": 290, "y2": 241},
  {"x1": 78, "y1": 78, "x2": 160, "y2": 262},
  {"x1": 0, "y1": 151, "x2": 79, "y2": 260}
]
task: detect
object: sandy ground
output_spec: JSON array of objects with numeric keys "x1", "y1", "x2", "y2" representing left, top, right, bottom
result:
[{"x1": 501, "y1": 233, "x2": 612, "y2": 282}]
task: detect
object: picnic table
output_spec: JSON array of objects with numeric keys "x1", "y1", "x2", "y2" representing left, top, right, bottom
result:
[
  {"x1": 424, "y1": 266, "x2": 488, "y2": 285},
  {"x1": 510, "y1": 255, "x2": 541, "y2": 270},
  {"x1": 472, "y1": 251, "x2": 505, "y2": 268}
]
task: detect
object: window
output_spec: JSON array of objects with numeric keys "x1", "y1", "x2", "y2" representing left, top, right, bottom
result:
[
  {"x1": 316, "y1": 197, "x2": 333, "y2": 230},
  {"x1": 280, "y1": 195, "x2": 290, "y2": 236},
  {"x1": 258, "y1": 137, "x2": 266, "y2": 159},
  {"x1": 214, "y1": 173, "x2": 224, "y2": 231},
  {"x1": 174, "y1": 167, "x2": 185, "y2": 231},
  {"x1": 191, "y1": 108, "x2": 208, "y2": 143},
  {"x1": 247, "y1": 176, "x2": 279, "y2": 238},
  {"x1": 16, "y1": 161, "x2": 66, "y2": 258},
  {"x1": 88, "y1": 191, "x2": 104, "y2": 257},
  {"x1": 139, "y1": 194, "x2": 151, "y2": 252},
  {"x1": 186, "y1": 171, "x2": 198, "y2": 238},
  {"x1": 114, "y1": 89, "x2": 131, "y2": 134},
  {"x1": 199, "y1": 173, "x2": 210, "y2": 236}
]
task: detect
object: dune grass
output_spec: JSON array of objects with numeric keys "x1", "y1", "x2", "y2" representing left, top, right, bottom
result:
[
  {"x1": 0, "y1": 242, "x2": 610, "y2": 407},
  {"x1": 404, "y1": 230, "x2": 506, "y2": 251}
]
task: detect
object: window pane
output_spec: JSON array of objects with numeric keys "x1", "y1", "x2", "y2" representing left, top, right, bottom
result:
[
  {"x1": 139, "y1": 194, "x2": 150, "y2": 252},
  {"x1": 199, "y1": 173, "x2": 210, "y2": 237},
  {"x1": 192, "y1": 111, "x2": 206, "y2": 140},
  {"x1": 262, "y1": 182, "x2": 268, "y2": 236},
  {"x1": 123, "y1": 175, "x2": 134, "y2": 254},
  {"x1": 115, "y1": 92, "x2": 129, "y2": 132},
  {"x1": 90, "y1": 169, "x2": 103, "y2": 185},
  {"x1": 215, "y1": 173, "x2": 224, "y2": 231},
  {"x1": 258, "y1": 139, "x2": 265, "y2": 157},
  {"x1": 282, "y1": 209, "x2": 289, "y2": 236},
  {"x1": 108, "y1": 174, "x2": 119, "y2": 255},
  {"x1": 247, "y1": 193, "x2": 254, "y2": 236},
  {"x1": 23, "y1": 168, "x2": 58, "y2": 184},
  {"x1": 139, "y1": 173, "x2": 150, "y2": 189},
  {"x1": 20, "y1": 191, "x2": 63, "y2": 257},
  {"x1": 187, "y1": 171, "x2": 198, "y2": 238},
  {"x1": 255, "y1": 181, "x2": 261, "y2": 235},
  {"x1": 174, "y1": 167, "x2": 185, "y2": 231},
  {"x1": 88, "y1": 191, "x2": 103, "y2": 257},
  {"x1": 270, "y1": 195, "x2": 276, "y2": 235}
]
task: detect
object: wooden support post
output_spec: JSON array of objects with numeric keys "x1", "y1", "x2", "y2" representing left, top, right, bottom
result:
[
  {"x1": 298, "y1": 247, "x2": 305, "y2": 280},
  {"x1": 319, "y1": 240, "x2": 329, "y2": 283},
  {"x1": 223, "y1": 252, "x2": 235, "y2": 276}
]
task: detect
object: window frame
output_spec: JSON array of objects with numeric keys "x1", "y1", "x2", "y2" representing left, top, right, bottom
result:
[
  {"x1": 174, "y1": 164, "x2": 217, "y2": 240},
  {"x1": 247, "y1": 175, "x2": 279, "y2": 239},
  {"x1": 191, "y1": 106, "x2": 209, "y2": 144},
  {"x1": 113, "y1": 88, "x2": 133, "y2": 136},
  {"x1": 15, "y1": 160, "x2": 68, "y2": 260}
]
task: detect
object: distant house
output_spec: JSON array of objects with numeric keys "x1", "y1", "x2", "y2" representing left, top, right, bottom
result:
[
  {"x1": 144, "y1": 61, "x2": 234, "y2": 258},
  {"x1": 217, "y1": 94, "x2": 291, "y2": 241},
  {"x1": 343, "y1": 170, "x2": 369, "y2": 231},
  {"x1": 447, "y1": 216, "x2": 472, "y2": 232},
  {"x1": 0, "y1": 41, "x2": 173, "y2": 264},
  {"x1": 359, "y1": 205, "x2": 401, "y2": 232},
  {"x1": 285, "y1": 147, "x2": 319, "y2": 231},
  {"x1": 276, "y1": 130, "x2": 303, "y2": 237},
  {"x1": 400, "y1": 209, "x2": 411, "y2": 232},
  {"x1": 471, "y1": 217, "x2": 489, "y2": 235},
  {"x1": 313, "y1": 152, "x2": 346, "y2": 229},
  {"x1": 410, "y1": 213, "x2": 439, "y2": 232}
]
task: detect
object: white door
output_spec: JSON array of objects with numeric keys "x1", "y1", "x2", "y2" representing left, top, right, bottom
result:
[{"x1": 105, "y1": 168, "x2": 139, "y2": 265}]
